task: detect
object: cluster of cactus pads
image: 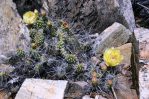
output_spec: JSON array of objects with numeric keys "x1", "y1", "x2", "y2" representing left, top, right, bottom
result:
[{"x1": 0, "y1": 10, "x2": 125, "y2": 96}]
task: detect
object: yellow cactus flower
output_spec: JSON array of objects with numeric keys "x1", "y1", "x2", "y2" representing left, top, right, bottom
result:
[
  {"x1": 23, "y1": 10, "x2": 38, "y2": 24},
  {"x1": 103, "y1": 47, "x2": 123, "y2": 67}
]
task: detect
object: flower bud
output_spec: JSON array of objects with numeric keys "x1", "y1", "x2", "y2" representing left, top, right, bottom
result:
[
  {"x1": 107, "y1": 79, "x2": 113, "y2": 86},
  {"x1": 100, "y1": 62, "x2": 107, "y2": 71},
  {"x1": 91, "y1": 71, "x2": 98, "y2": 86},
  {"x1": 31, "y1": 43, "x2": 37, "y2": 49},
  {"x1": 41, "y1": 10, "x2": 46, "y2": 16}
]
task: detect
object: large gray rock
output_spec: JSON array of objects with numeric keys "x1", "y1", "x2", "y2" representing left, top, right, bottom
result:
[
  {"x1": 134, "y1": 28, "x2": 149, "y2": 99},
  {"x1": 15, "y1": 79, "x2": 68, "y2": 99},
  {"x1": 0, "y1": 0, "x2": 30, "y2": 56},
  {"x1": 42, "y1": 0, "x2": 135, "y2": 33},
  {"x1": 93, "y1": 22, "x2": 130, "y2": 55}
]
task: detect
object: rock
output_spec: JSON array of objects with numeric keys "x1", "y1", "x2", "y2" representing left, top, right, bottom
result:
[
  {"x1": 64, "y1": 81, "x2": 89, "y2": 99},
  {"x1": 117, "y1": 43, "x2": 132, "y2": 67},
  {"x1": 74, "y1": 81, "x2": 88, "y2": 88},
  {"x1": 134, "y1": 28, "x2": 149, "y2": 99},
  {"x1": 116, "y1": 89, "x2": 138, "y2": 99},
  {"x1": 139, "y1": 65, "x2": 149, "y2": 99},
  {"x1": 0, "y1": 0, "x2": 30, "y2": 56},
  {"x1": 93, "y1": 22, "x2": 130, "y2": 55},
  {"x1": 115, "y1": 74, "x2": 138, "y2": 99},
  {"x1": 15, "y1": 79, "x2": 68, "y2": 99},
  {"x1": 95, "y1": 95, "x2": 107, "y2": 99},
  {"x1": 117, "y1": 43, "x2": 133, "y2": 76},
  {"x1": 134, "y1": 28, "x2": 149, "y2": 61},
  {"x1": 41, "y1": 0, "x2": 135, "y2": 33},
  {"x1": 82, "y1": 95, "x2": 92, "y2": 99}
]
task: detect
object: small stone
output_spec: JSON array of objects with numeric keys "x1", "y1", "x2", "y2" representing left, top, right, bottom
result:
[
  {"x1": 74, "y1": 81, "x2": 88, "y2": 88},
  {"x1": 95, "y1": 95, "x2": 107, "y2": 99},
  {"x1": 93, "y1": 22, "x2": 130, "y2": 55},
  {"x1": 64, "y1": 81, "x2": 89, "y2": 99},
  {"x1": 15, "y1": 79, "x2": 68, "y2": 99},
  {"x1": 90, "y1": 92, "x2": 97, "y2": 98},
  {"x1": 82, "y1": 95, "x2": 91, "y2": 99}
]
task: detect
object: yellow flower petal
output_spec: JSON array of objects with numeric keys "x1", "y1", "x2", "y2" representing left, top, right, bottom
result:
[
  {"x1": 103, "y1": 47, "x2": 123, "y2": 67},
  {"x1": 23, "y1": 10, "x2": 38, "y2": 25}
]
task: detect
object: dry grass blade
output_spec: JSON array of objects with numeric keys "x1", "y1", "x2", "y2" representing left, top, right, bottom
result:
[{"x1": 111, "y1": 87, "x2": 118, "y2": 99}]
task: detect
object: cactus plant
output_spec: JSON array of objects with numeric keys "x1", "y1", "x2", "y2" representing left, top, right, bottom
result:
[
  {"x1": 30, "y1": 50, "x2": 41, "y2": 61},
  {"x1": 76, "y1": 63, "x2": 84, "y2": 73},
  {"x1": 65, "y1": 54, "x2": 77, "y2": 64},
  {"x1": 17, "y1": 48, "x2": 25, "y2": 58},
  {"x1": 30, "y1": 29, "x2": 37, "y2": 39},
  {"x1": 34, "y1": 32, "x2": 44, "y2": 46}
]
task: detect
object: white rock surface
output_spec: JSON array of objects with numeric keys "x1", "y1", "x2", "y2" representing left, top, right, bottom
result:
[
  {"x1": 139, "y1": 65, "x2": 149, "y2": 99},
  {"x1": 134, "y1": 28, "x2": 149, "y2": 99},
  {"x1": 134, "y1": 28, "x2": 149, "y2": 43},
  {"x1": 93, "y1": 22, "x2": 130, "y2": 55},
  {"x1": 15, "y1": 79, "x2": 68, "y2": 99},
  {"x1": 95, "y1": 95, "x2": 107, "y2": 99},
  {"x1": 82, "y1": 95, "x2": 92, "y2": 99}
]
